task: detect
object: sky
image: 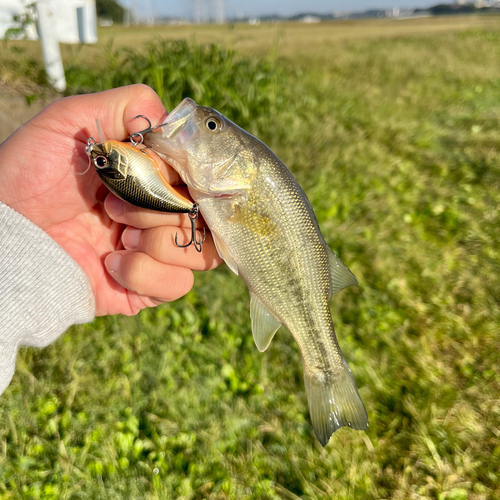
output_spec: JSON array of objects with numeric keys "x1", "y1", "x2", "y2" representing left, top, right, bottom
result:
[{"x1": 123, "y1": 0, "x2": 442, "y2": 19}]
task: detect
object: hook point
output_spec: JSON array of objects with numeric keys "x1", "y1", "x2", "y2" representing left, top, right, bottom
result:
[{"x1": 174, "y1": 204, "x2": 205, "y2": 252}]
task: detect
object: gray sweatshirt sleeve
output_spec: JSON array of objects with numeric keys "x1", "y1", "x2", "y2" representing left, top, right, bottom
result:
[{"x1": 0, "y1": 202, "x2": 95, "y2": 394}]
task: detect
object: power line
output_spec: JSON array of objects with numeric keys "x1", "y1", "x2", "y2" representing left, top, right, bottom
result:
[{"x1": 193, "y1": 0, "x2": 225, "y2": 24}]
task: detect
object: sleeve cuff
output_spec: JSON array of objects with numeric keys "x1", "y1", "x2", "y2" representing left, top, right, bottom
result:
[{"x1": 0, "y1": 202, "x2": 95, "y2": 394}]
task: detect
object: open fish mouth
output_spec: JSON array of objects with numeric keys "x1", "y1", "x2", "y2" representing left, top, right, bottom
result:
[
  {"x1": 142, "y1": 99, "x2": 199, "y2": 183},
  {"x1": 142, "y1": 97, "x2": 197, "y2": 173},
  {"x1": 158, "y1": 97, "x2": 197, "y2": 140}
]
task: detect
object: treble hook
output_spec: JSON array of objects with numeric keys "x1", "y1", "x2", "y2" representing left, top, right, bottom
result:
[
  {"x1": 129, "y1": 115, "x2": 153, "y2": 146},
  {"x1": 78, "y1": 137, "x2": 96, "y2": 176},
  {"x1": 175, "y1": 204, "x2": 206, "y2": 253},
  {"x1": 129, "y1": 114, "x2": 176, "y2": 146}
]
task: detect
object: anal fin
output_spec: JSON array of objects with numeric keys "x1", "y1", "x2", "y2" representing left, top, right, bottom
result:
[
  {"x1": 326, "y1": 246, "x2": 358, "y2": 299},
  {"x1": 250, "y1": 294, "x2": 281, "y2": 352}
]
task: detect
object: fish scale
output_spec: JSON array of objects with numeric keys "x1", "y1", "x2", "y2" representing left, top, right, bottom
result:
[{"x1": 144, "y1": 97, "x2": 368, "y2": 446}]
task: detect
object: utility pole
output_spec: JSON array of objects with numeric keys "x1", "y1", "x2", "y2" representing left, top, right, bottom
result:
[
  {"x1": 123, "y1": 0, "x2": 154, "y2": 24},
  {"x1": 193, "y1": 0, "x2": 209, "y2": 23},
  {"x1": 213, "y1": 0, "x2": 226, "y2": 24},
  {"x1": 143, "y1": 0, "x2": 154, "y2": 25},
  {"x1": 193, "y1": 0, "x2": 200, "y2": 23},
  {"x1": 36, "y1": 0, "x2": 66, "y2": 92}
]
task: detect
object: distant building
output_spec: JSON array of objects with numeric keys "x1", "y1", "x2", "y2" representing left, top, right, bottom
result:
[
  {"x1": 98, "y1": 18, "x2": 113, "y2": 27},
  {"x1": 0, "y1": 0, "x2": 97, "y2": 43},
  {"x1": 300, "y1": 15, "x2": 321, "y2": 23},
  {"x1": 192, "y1": 0, "x2": 226, "y2": 24},
  {"x1": 385, "y1": 7, "x2": 415, "y2": 18}
]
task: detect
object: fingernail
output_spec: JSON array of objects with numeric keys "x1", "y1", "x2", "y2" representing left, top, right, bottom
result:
[
  {"x1": 107, "y1": 195, "x2": 124, "y2": 217},
  {"x1": 150, "y1": 297, "x2": 169, "y2": 304},
  {"x1": 105, "y1": 253, "x2": 122, "y2": 273},
  {"x1": 122, "y1": 228, "x2": 142, "y2": 249}
]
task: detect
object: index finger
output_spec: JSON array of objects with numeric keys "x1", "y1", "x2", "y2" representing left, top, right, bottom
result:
[
  {"x1": 44, "y1": 84, "x2": 166, "y2": 146},
  {"x1": 57, "y1": 84, "x2": 183, "y2": 186}
]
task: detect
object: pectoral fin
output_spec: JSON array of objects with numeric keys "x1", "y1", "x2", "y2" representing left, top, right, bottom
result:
[
  {"x1": 211, "y1": 232, "x2": 239, "y2": 275},
  {"x1": 209, "y1": 177, "x2": 249, "y2": 193},
  {"x1": 326, "y1": 246, "x2": 358, "y2": 299},
  {"x1": 250, "y1": 294, "x2": 281, "y2": 352}
]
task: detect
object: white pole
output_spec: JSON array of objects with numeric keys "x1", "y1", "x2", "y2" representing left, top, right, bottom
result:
[
  {"x1": 194, "y1": 0, "x2": 201, "y2": 24},
  {"x1": 213, "y1": 0, "x2": 225, "y2": 24},
  {"x1": 36, "y1": 0, "x2": 66, "y2": 92},
  {"x1": 146, "y1": 0, "x2": 155, "y2": 25}
]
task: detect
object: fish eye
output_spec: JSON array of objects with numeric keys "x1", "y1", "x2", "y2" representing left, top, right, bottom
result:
[
  {"x1": 205, "y1": 117, "x2": 222, "y2": 132},
  {"x1": 93, "y1": 155, "x2": 108, "y2": 169}
]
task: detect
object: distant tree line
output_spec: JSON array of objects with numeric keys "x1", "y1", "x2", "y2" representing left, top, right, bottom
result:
[
  {"x1": 96, "y1": 0, "x2": 124, "y2": 23},
  {"x1": 415, "y1": 3, "x2": 498, "y2": 15}
]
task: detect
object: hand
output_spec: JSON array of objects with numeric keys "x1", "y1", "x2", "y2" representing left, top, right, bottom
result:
[{"x1": 0, "y1": 85, "x2": 222, "y2": 316}]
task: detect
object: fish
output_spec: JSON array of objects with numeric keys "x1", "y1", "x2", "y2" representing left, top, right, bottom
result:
[
  {"x1": 87, "y1": 139, "x2": 194, "y2": 213},
  {"x1": 143, "y1": 98, "x2": 368, "y2": 446}
]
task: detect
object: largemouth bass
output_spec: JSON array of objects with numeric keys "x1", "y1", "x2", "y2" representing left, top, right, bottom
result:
[
  {"x1": 87, "y1": 139, "x2": 194, "y2": 213},
  {"x1": 143, "y1": 98, "x2": 368, "y2": 446}
]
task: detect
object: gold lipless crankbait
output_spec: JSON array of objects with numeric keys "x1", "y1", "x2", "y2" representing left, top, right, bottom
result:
[{"x1": 85, "y1": 138, "x2": 206, "y2": 251}]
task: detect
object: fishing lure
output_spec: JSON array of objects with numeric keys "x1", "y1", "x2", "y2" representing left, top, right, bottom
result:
[{"x1": 85, "y1": 132, "x2": 206, "y2": 252}]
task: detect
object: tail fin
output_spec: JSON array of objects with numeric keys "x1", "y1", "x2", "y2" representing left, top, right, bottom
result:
[{"x1": 304, "y1": 359, "x2": 368, "y2": 446}]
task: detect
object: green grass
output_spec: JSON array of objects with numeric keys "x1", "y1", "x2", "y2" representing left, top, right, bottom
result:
[{"x1": 1, "y1": 17, "x2": 500, "y2": 499}]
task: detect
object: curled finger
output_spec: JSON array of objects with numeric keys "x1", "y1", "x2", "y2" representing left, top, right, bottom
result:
[
  {"x1": 105, "y1": 250, "x2": 194, "y2": 302},
  {"x1": 121, "y1": 225, "x2": 222, "y2": 270},
  {"x1": 105, "y1": 193, "x2": 206, "y2": 230}
]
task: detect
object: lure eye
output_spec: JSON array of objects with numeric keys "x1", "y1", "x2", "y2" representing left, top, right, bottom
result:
[
  {"x1": 93, "y1": 155, "x2": 108, "y2": 169},
  {"x1": 205, "y1": 117, "x2": 222, "y2": 132}
]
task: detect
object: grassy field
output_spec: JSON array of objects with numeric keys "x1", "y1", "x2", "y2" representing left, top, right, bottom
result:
[{"x1": 1, "y1": 15, "x2": 500, "y2": 499}]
